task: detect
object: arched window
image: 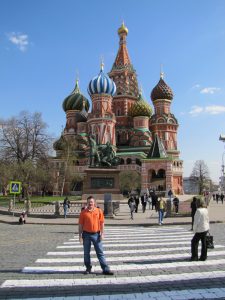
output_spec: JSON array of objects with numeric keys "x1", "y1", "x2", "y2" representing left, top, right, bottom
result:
[
  {"x1": 120, "y1": 158, "x2": 124, "y2": 165},
  {"x1": 136, "y1": 158, "x2": 142, "y2": 166},
  {"x1": 126, "y1": 158, "x2": 132, "y2": 164}
]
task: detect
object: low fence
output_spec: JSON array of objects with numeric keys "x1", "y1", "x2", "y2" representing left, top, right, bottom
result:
[{"x1": 2, "y1": 200, "x2": 120, "y2": 218}]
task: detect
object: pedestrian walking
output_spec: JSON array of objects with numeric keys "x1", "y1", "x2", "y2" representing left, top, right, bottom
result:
[
  {"x1": 216, "y1": 193, "x2": 220, "y2": 204},
  {"x1": 168, "y1": 189, "x2": 173, "y2": 201},
  {"x1": 128, "y1": 196, "x2": 136, "y2": 219},
  {"x1": 220, "y1": 193, "x2": 224, "y2": 204},
  {"x1": 151, "y1": 192, "x2": 158, "y2": 210},
  {"x1": 134, "y1": 195, "x2": 139, "y2": 213},
  {"x1": 63, "y1": 197, "x2": 70, "y2": 218},
  {"x1": 173, "y1": 195, "x2": 179, "y2": 213},
  {"x1": 78, "y1": 196, "x2": 114, "y2": 275},
  {"x1": 190, "y1": 197, "x2": 197, "y2": 230},
  {"x1": 141, "y1": 193, "x2": 147, "y2": 213},
  {"x1": 190, "y1": 198, "x2": 209, "y2": 261},
  {"x1": 156, "y1": 197, "x2": 166, "y2": 225},
  {"x1": 147, "y1": 194, "x2": 152, "y2": 210}
]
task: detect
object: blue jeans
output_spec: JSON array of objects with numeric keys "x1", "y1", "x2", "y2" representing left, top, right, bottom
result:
[
  {"x1": 82, "y1": 232, "x2": 109, "y2": 272},
  {"x1": 158, "y1": 209, "x2": 164, "y2": 224},
  {"x1": 63, "y1": 205, "x2": 68, "y2": 218}
]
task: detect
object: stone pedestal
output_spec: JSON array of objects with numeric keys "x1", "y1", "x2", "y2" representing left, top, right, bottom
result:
[
  {"x1": 82, "y1": 168, "x2": 123, "y2": 200},
  {"x1": 82, "y1": 168, "x2": 123, "y2": 217}
]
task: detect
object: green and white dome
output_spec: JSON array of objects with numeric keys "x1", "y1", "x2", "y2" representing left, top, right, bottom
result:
[{"x1": 129, "y1": 92, "x2": 152, "y2": 117}]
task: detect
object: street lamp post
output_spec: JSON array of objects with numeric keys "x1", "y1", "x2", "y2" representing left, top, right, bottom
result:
[
  {"x1": 219, "y1": 134, "x2": 225, "y2": 193},
  {"x1": 220, "y1": 152, "x2": 225, "y2": 194}
]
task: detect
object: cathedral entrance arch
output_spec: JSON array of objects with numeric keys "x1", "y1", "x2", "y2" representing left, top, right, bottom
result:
[{"x1": 148, "y1": 168, "x2": 166, "y2": 191}]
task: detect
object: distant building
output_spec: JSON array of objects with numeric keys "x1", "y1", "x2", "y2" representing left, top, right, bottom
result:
[{"x1": 51, "y1": 23, "x2": 183, "y2": 196}]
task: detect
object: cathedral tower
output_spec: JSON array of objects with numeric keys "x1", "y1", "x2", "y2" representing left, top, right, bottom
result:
[
  {"x1": 150, "y1": 72, "x2": 179, "y2": 158},
  {"x1": 109, "y1": 22, "x2": 139, "y2": 146},
  {"x1": 87, "y1": 63, "x2": 117, "y2": 146}
]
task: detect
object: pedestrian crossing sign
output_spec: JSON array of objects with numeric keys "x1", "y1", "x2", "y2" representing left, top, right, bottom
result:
[{"x1": 9, "y1": 181, "x2": 22, "y2": 194}]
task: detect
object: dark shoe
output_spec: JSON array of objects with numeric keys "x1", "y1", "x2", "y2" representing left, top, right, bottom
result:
[
  {"x1": 102, "y1": 270, "x2": 114, "y2": 275},
  {"x1": 190, "y1": 257, "x2": 198, "y2": 261},
  {"x1": 199, "y1": 257, "x2": 207, "y2": 261},
  {"x1": 84, "y1": 267, "x2": 92, "y2": 274}
]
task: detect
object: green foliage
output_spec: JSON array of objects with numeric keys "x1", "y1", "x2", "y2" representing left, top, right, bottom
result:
[{"x1": 119, "y1": 171, "x2": 141, "y2": 193}]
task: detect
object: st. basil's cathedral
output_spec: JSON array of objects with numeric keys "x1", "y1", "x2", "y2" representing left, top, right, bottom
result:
[{"x1": 53, "y1": 23, "x2": 183, "y2": 197}]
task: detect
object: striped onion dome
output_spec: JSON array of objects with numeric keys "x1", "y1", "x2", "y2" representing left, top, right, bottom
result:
[
  {"x1": 88, "y1": 63, "x2": 116, "y2": 96},
  {"x1": 151, "y1": 72, "x2": 173, "y2": 102},
  {"x1": 129, "y1": 92, "x2": 152, "y2": 117},
  {"x1": 62, "y1": 80, "x2": 90, "y2": 112}
]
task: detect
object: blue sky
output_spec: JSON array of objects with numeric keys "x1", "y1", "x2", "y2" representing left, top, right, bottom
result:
[{"x1": 1, "y1": 0, "x2": 225, "y2": 183}]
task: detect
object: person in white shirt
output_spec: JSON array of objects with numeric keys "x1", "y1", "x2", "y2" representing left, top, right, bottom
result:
[{"x1": 191, "y1": 198, "x2": 209, "y2": 261}]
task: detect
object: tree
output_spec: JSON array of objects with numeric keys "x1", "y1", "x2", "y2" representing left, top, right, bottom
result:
[
  {"x1": 0, "y1": 111, "x2": 51, "y2": 163},
  {"x1": 190, "y1": 160, "x2": 210, "y2": 194},
  {"x1": 54, "y1": 135, "x2": 79, "y2": 196},
  {"x1": 119, "y1": 171, "x2": 141, "y2": 195},
  {"x1": 0, "y1": 111, "x2": 53, "y2": 198}
]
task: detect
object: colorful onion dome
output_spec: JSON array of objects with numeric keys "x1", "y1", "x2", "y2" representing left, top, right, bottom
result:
[
  {"x1": 118, "y1": 21, "x2": 128, "y2": 35},
  {"x1": 62, "y1": 80, "x2": 90, "y2": 112},
  {"x1": 151, "y1": 72, "x2": 173, "y2": 101},
  {"x1": 53, "y1": 135, "x2": 66, "y2": 151},
  {"x1": 88, "y1": 63, "x2": 116, "y2": 96},
  {"x1": 75, "y1": 101, "x2": 88, "y2": 122},
  {"x1": 129, "y1": 92, "x2": 152, "y2": 117}
]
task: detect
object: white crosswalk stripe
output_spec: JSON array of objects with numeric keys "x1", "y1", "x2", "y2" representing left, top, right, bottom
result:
[
  {"x1": 1, "y1": 225, "x2": 225, "y2": 300},
  {"x1": 47, "y1": 244, "x2": 225, "y2": 256}
]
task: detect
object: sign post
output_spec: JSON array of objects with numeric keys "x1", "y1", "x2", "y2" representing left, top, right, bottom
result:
[{"x1": 9, "y1": 181, "x2": 22, "y2": 217}]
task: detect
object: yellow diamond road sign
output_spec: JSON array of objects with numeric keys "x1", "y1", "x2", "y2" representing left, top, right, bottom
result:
[{"x1": 9, "y1": 181, "x2": 22, "y2": 194}]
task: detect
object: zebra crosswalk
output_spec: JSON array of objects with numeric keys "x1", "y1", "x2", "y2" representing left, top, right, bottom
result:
[{"x1": 1, "y1": 225, "x2": 225, "y2": 299}]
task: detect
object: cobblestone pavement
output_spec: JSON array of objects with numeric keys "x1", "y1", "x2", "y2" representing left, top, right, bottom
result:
[{"x1": 0, "y1": 222, "x2": 225, "y2": 299}]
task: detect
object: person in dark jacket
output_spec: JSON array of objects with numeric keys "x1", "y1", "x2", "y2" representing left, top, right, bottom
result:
[
  {"x1": 190, "y1": 197, "x2": 197, "y2": 230},
  {"x1": 63, "y1": 197, "x2": 70, "y2": 218},
  {"x1": 141, "y1": 193, "x2": 147, "y2": 213},
  {"x1": 151, "y1": 193, "x2": 158, "y2": 210},
  {"x1": 134, "y1": 196, "x2": 140, "y2": 213},
  {"x1": 220, "y1": 193, "x2": 224, "y2": 204},
  {"x1": 128, "y1": 196, "x2": 136, "y2": 219},
  {"x1": 173, "y1": 196, "x2": 179, "y2": 213}
]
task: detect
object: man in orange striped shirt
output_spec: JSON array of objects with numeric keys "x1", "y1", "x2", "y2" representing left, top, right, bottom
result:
[{"x1": 78, "y1": 195, "x2": 113, "y2": 275}]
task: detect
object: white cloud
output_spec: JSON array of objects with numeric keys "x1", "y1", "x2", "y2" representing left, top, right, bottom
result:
[
  {"x1": 189, "y1": 106, "x2": 204, "y2": 116},
  {"x1": 191, "y1": 84, "x2": 201, "y2": 89},
  {"x1": 205, "y1": 105, "x2": 225, "y2": 114},
  {"x1": 200, "y1": 87, "x2": 221, "y2": 94},
  {"x1": 189, "y1": 105, "x2": 225, "y2": 116},
  {"x1": 7, "y1": 32, "x2": 29, "y2": 52}
]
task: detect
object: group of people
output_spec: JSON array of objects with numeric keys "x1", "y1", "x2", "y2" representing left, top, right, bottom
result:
[
  {"x1": 212, "y1": 192, "x2": 224, "y2": 204},
  {"x1": 17, "y1": 189, "x2": 210, "y2": 276},
  {"x1": 127, "y1": 190, "x2": 180, "y2": 224},
  {"x1": 78, "y1": 193, "x2": 210, "y2": 276}
]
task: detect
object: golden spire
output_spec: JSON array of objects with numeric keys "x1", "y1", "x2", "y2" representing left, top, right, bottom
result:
[
  {"x1": 74, "y1": 78, "x2": 80, "y2": 93},
  {"x1": 118, "y1": 21, "x2": 128, "y2": 35}
]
